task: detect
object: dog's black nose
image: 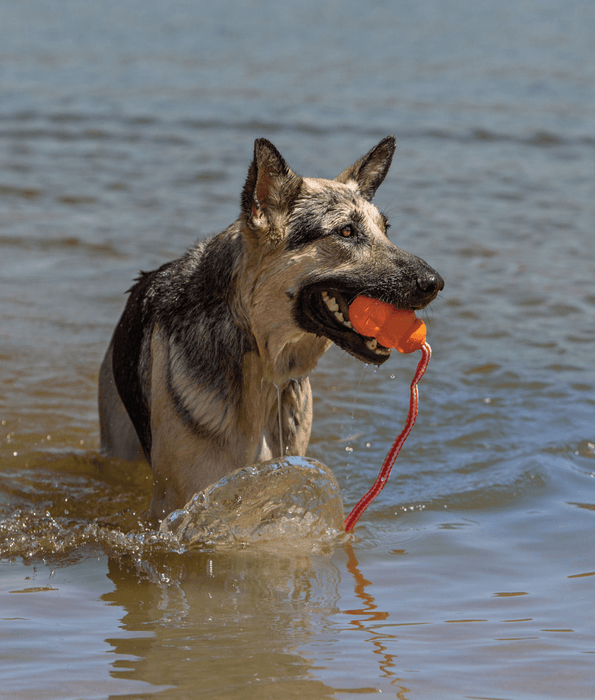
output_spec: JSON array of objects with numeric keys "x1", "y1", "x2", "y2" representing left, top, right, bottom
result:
[{"x1": 417, "y1": 272, "x2": 444, "y2": 295}]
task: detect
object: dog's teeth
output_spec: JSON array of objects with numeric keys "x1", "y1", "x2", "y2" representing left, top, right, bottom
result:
[
  {"x1": 322, "y1": 293, "x2": 355, "y2": 330},
  {"x1": 323, "y1": 295, "x2": 339, "y2": 312},
  {"x1": 366, "y1": 338, "x2": 378, "y2": 351}
]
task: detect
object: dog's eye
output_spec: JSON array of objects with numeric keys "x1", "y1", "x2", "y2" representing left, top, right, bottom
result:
[{"x1": 339, "y1": 225, "x2": 354, "y2": 238}]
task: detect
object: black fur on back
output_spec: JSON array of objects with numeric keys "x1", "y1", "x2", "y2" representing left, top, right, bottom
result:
[{"x1": 111, "y1": 228, "x2": 254, "y2": 460}]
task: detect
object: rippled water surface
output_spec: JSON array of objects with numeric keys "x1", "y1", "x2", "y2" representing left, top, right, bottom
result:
[{"x1": 1, "y1": 0, "x2": 595, "y2": 698}]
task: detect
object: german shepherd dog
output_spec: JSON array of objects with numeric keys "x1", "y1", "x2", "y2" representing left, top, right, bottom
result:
[{"x1": 98, "y1": 136, "x2": 444, "y2": 519}]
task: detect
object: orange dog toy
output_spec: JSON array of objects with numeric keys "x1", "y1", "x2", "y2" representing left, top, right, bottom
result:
[
  {"x1": 349, "y1": 295, "x2": 426, "y2": 353},
  {"x1": 344, "y1": 295, "x2": 431, "y2": 532}
]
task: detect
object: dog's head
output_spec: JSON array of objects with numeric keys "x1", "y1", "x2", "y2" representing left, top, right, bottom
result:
[{"x1": 239, "y1": 137, "x2": 444, "y2": 368}]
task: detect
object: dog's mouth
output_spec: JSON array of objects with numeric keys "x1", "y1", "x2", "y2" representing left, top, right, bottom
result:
[{"x1": 296, "y1": 284, "x2": 399, "y2": 365}]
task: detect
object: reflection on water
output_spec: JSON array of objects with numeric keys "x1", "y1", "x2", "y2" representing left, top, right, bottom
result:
[
  {"x1": 102, "y1": 548, "x2": 344, "y2": 699},
  {"x1": 343, "y1": 545, "x2": 407, "y2": 693}
]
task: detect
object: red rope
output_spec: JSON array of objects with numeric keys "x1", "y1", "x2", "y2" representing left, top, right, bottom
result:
[{"x1": 344, "y1": 342, "x2": 432, "y2": 533}]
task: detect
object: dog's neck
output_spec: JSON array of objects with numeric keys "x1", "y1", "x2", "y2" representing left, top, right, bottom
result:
[{"x1": 234, "y1": 228, "x2": 332, "y2": 386}]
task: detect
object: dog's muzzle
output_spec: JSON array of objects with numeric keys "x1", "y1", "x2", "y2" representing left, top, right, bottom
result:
[{"x1": 294, "y1": 269, "x2": 443, "y2": 366}]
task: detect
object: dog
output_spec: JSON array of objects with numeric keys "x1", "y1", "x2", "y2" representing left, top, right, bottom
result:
[{"x1": 98, "y1": 136, "x2": 444, "y2": 519}]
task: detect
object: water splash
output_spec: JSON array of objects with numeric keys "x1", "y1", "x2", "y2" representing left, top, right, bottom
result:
[
  {"x1": 0, "y1": 455, "x2": 347, "y2": 561},
  {"x1": 160, "y1": 456, "x2": 347, "y2": 551}
]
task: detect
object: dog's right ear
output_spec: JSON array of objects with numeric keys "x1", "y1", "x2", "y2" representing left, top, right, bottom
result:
[
  {"x1": 335, "y1": 135, "x2": 396, "y2": 201},
  {"x1": 240, "y1": 139, "x2": 300, "y2": 240}
]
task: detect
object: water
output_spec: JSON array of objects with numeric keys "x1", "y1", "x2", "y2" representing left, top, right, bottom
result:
[
  {"x1": 160, "y1": 457, "x2": 346, "y2": 550},
  {"x1": 1, "y1": 0, "x2": 595, "y2": 697}
]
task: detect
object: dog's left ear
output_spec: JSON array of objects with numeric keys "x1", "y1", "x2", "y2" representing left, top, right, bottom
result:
[
  {"x1": 335, "y1": 136, "x2": 396, "y2": 201},
  {"x1": 241, "y1": 139, "x2": 300, "y2": 237}
]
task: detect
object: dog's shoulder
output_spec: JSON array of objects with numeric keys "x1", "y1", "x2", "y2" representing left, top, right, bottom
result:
[{"x1": 111, "y1": 229, "x2": 252, "y2": 460}]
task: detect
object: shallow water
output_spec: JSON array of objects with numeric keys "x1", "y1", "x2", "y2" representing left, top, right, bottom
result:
[{"x1": 1, "y1": 0, "x2": 595, "y2": 698}]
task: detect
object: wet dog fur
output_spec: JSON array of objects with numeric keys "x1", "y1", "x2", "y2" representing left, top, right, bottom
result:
[{"x1": 98, "y1": 136, "x2": 444, "y2": 519}]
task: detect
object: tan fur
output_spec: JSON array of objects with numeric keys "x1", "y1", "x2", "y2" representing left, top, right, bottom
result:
[
  {"x1": 238, "y1": 243, "x2": 333, "y2": 382},
  {"x1": 149, "y1": 326, "x2": 226, "y2": 517},
  {"x1": 147, "y1": 324, "x2": 317, "y2": 518}
]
